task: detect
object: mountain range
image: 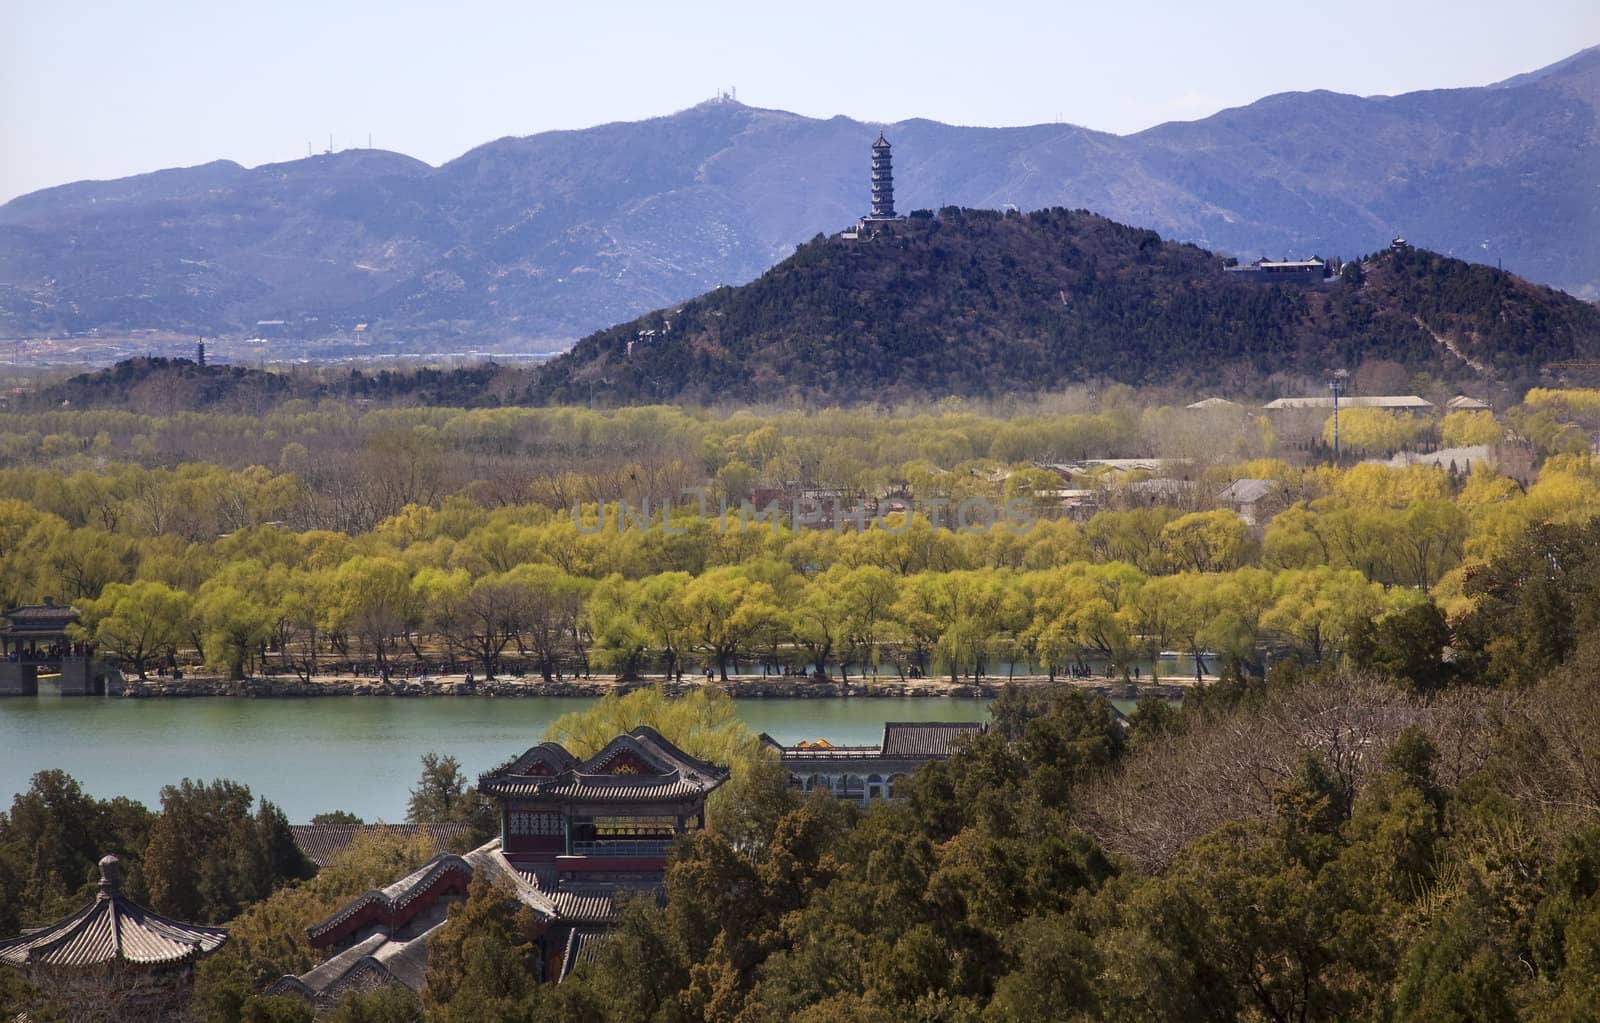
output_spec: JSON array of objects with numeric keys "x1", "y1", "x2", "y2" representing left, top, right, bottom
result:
[{"x1": 1, "y1": 46, "x2": 1596, "y2": 348}]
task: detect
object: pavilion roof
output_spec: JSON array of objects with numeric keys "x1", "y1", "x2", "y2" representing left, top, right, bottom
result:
[
  {"x1": 1, "y1": 601, "x2": 79, "y2": 637},
  {"x1": 478, "y1": 726, "x2": 729, "y2": 803},
  {"x1": 0, "y1": 856, "x2": 227, "y2": 969}
]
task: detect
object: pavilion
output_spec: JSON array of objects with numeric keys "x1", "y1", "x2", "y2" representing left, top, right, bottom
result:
[
  {"x1": 0, "y1": 598, "x2": 112, "y2": 696},
  {"x1": 0, "y1": 854, "x2": 228, "y2": 1019}
]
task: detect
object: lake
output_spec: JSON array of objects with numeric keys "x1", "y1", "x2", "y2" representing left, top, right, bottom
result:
[{"x1": 0, "y1": 695, "x2": 996, "y2": 821}]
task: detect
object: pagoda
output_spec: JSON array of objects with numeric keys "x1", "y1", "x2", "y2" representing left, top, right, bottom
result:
[
  {"x1": 867, "y1": 132, "x2": 898, "y2": 220},
  {"x1": 0, "y1": 854, "x2": 229, "y2": 1018},
  {"x1": 268, "y1": 727, "x2": 729, "y2": 1005}
]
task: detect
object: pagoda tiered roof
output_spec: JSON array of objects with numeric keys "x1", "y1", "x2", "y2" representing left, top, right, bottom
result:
[
  {"x1": 478, "y1": 726, "x2": 729, "y2": 804},
  {"x1": 0, "y1": 855, "x2": 227, "y2": 969}
]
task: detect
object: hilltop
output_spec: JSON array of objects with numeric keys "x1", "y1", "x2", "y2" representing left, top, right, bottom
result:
[
  {"x1": 33, "y1": 357, "x2": 528, "y2": 414},
  {"x1": 534, "y1": 208, "x2": 1600, "y2": 403},
  {"x1": 1, "y1": 46, "x2": 1597, "y2": 348}
]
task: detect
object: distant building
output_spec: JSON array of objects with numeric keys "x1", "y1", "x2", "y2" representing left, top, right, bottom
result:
[
  {"x1": 1225, "y1": 258, "x2": 1332, "y2": 285},
  {"x1": 1216, "y1": 478, "x2": 1285, "y2": 526},
  {"x1": 762, "y1": 722, "x2": 987, "y2": 804},
  {"x1": 0, "y1": 598, "x2": 113, "y2": 696},
  {"x1": 1263, "y1": 395, "x2": 1435, "y2": 414},
  {"x1": 1036, "y1": 459, "x2": 1168, "y2": 484},
  {"x1": 1446, "y1": 395, "x2": 1492, "y2": 411},
  {"x1": 1186, "y1": 397, "x2": 1241, "y2": 410}
]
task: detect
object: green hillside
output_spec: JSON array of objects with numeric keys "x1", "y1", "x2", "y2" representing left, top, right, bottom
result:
[{"x1": 533, "y1": 207, "x2": 1600, "y2": 403}]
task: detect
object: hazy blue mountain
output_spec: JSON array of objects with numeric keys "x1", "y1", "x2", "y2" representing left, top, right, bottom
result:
[{"x1": 2, "y1": 46, "x2": 1595, "y2": 346}]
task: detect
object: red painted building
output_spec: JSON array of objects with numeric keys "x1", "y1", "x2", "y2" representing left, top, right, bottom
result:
[{"x1": 269, "y1": 727, "x2": 728, "y2": 1007}]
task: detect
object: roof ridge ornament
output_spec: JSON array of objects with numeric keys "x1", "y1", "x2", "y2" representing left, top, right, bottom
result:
[{"x1": 98, "y1": 854, "x2": 122, "y2": 898}]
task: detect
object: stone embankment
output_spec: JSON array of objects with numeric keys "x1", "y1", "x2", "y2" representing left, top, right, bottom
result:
[{"x1": 112, "y1": 674, "x2": 1189, "y2": 701}]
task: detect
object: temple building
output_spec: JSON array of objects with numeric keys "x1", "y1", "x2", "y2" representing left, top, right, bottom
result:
[
  {"x1": 0, "y1": 854, "x2": 229, "y2": 1019},
  {"x1": 268, "y1": 727, "x2": 729, "y2": 1008},
  {"x1": 0, "y1": 597, "x2": 112, "y2": 696},
  {"x1": 762, "y1": 721, "x2": 985, "y2": 803}
]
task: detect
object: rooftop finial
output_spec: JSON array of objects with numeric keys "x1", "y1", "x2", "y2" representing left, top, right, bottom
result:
[{"x1": 98, "y1": 854, "x2": 122, "y2": 896}]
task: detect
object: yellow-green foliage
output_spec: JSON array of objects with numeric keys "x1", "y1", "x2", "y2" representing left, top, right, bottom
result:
[
  {"x1": 192, "y1": 831, "x2": 436, "y2": 1015},
  {"x1": 1439, "y1": 410, "x2": 1504, "y2": 447},
  {"x1": 1524, "y1": 388, "x2": 1600, "y2": 416},
  {"x1": 543, "y1": 686, "x2": 761, "y2": 768},
  {"x1": 2, "y1": 401, "x2": 1598, "y2": 688},
  {"x1": 1322, "y1": 408, "x2": 1429, "y2": 453}
]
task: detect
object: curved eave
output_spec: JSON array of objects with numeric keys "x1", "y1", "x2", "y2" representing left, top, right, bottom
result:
[{"x1": 0, "y1": 897, "x2": 227, "y2": 969}]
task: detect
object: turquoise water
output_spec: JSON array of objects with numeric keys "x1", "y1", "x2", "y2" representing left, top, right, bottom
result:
[{"x1": 0, "y1": 696, "x2": 993, "y2": 822}]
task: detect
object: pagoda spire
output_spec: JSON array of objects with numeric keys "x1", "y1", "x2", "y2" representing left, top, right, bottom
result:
[{"x1": 870, "y1": 133, "x2": 896, "y2": 219}]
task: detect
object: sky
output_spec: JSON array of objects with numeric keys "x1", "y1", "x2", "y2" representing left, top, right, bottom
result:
[{"x1": 2, "y1": 0, "x2": 1597, "y2": 203}]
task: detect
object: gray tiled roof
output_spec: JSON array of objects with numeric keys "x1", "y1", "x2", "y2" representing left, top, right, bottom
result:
[
  {"x1": 543, "y1": 884, "x2": 622, "y2": 925},
  {"x1": 0, "y1": 856, "x2": 227, "y2": 969},
  {"x1": 305, "y1": 854, "x2": 472, "y2": 944},
  {"x1": 1, "y1": 602, "x2": 79, "y2": 637},
  {"x1": 479, "y1": 727, "x2": 729, "y2": 803},
  {"x1": 880, "y1": 722, "x2": 985, "y2": 758},
  {"x1": 267, "y1": 926, "x2": 439, "y2": 1000},
  {"x1": 1217, "y1": 478, "x2": 1276, "y2": 504},
  {"x1": 4, "y1": 602, "x2": 78, "y2": 622},
  {"x1": 559, "y1": 927, "x2": 610, "y2": 982},
  {"x1": 1264, "y1": 395, "x2": 1434, "y2": 410},
  {"x1": 289, "y1": 823, "x2": 474, "y2": 868},
  {"x1": 483, "y1": 774, "x2": 713, "y2": 802},
  {"x1": 276, "y1": 839, "x2": 630, "y2": 1001}
]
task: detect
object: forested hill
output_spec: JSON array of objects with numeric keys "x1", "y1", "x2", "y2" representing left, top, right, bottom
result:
[
  {"x1": 532, "y1": 208, "x2": 1600, "y2": 403},
  {"x1": 36, "y1": 357, "x2": 528, "y2": 413}
]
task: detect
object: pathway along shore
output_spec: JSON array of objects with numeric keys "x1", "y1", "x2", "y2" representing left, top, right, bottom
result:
[{"x1": 94, "y1": 671, "x2": 1194, "y2": 702}]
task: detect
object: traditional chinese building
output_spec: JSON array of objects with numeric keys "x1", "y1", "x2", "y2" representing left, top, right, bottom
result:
[
  {"x1": 268, "y1": 727, "x2": 729, "y2": 1007},
  {"x1": 0, "y1": 597, "x2": 111, "y2": 696},
  {"x1": 0, "y1": 854, "x2": 229, "y2": 1019},
  {"x1": 869, "y1": 132, "x2": 897, "y2": 219},
  {"x1": 762, "y1": 721, "x2": 986, "y2": 804}
]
